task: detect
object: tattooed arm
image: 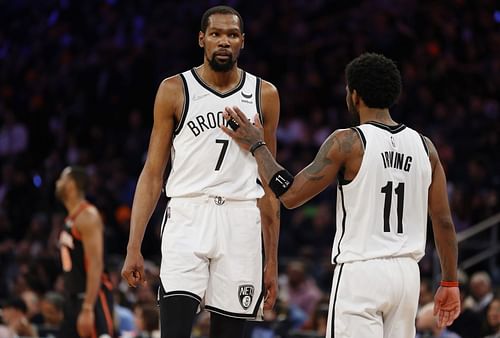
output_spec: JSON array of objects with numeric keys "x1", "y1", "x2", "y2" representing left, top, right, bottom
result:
[
  {"x1": 221, "y1": 106, "x2": 361, "y2": 209},
  {"x1": 273, "y1": 129, "x2": 357, "y2": 208}
]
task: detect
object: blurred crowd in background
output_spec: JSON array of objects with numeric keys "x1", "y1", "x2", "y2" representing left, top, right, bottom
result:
[{"x1": 0, "y1": 0, "x2": 499, "y2": 337}]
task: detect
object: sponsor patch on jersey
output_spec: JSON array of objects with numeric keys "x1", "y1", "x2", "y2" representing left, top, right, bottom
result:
[{"x1": 238, "y1": 284, "x2": 254, "y2": 310}]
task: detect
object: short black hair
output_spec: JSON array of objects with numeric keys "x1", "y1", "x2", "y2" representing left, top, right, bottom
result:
[
  {"x1": 43, "y1": 291, "x2": 65, "y2": 312},
  {"x1": 201, "y1": 5, "x2": 244, "y2": 33},
  {"x1": 2, "y1": 297, "x2": 28, "y2": 313},
  {"x1": 67, "y1": 166, "x2": 88, "y2": 193},
  {"x1": 345, "y1": 53, "x2": 402, "y2": 109}
]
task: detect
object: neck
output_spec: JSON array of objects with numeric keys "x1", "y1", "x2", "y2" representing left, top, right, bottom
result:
[
  {"x1": 64, "y1": 196, "x2": 86, "y2": 216},
  {"x1": 197, "y1": 63, "x2": 240, "y2": 89},
  {"x1": 359, "y1": 107, "x2": 397, "y2": 125}
]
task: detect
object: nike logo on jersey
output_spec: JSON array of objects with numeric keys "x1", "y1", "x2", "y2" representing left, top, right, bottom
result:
[
  {"x1": 241, "y1": 91, "x2": 253, "y2": 99},
  {"x1": 192, "y1": 93, "x2": 210, "y2": 101}
]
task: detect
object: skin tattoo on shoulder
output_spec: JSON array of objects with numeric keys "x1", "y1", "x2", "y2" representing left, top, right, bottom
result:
[
  {"x1": 303, "y1": 130, "x2": 358, "y2": 182},
  {"x1": 338, "y1": 129, "x2": 357, "y2": 154}
]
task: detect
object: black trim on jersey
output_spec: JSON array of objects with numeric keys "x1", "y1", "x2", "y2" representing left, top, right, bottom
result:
[
  {"x1": 366, "y1": 121, "x2": 406, "y2": 134},
  {"x1": 190, "y1": 68, "x2": 246, "y2": 98},
  {"x1": 205, "y1": 297, "x2": 263, "y2": 319},
  {"x1": 159, "y1": 208, "x2": 168, "y2": 240},
  {"x1": 333, "y1": 185, "x2": 347, "y2": 264},
  {"x1": 337, "y1": 167, "x2": 351, "y2": 186},
  {"x1": 174, "y1": 74, "x2": 190, "y2": 135},
  {"x1": 419, "y1": 133, "x2": 429, "y2": 156},
  {"x1": 161, "y1": 290, "x2": 202, "y2": 303},
  {"x1": 331, "y1": 263, "x2": 344, "y2": 337},
  {"x1": 351, "y1": 127, "x2": 366, "y2": 150},
  {"x1": 256, "y1": 77, "x2": 263, "y2": 124}
]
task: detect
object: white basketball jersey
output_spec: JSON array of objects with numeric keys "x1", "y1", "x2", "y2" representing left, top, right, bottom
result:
[
  {"x1": 165, "y1": 68, "x2": 265, "y2": 199},
  {"x1": 332, "y1": 122, "x2": 432, "y2": 264}
]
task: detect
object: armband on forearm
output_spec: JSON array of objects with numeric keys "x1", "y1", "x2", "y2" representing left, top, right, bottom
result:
[{"x1": 269, "y1": 170, "x2": 294, "y2": 198}]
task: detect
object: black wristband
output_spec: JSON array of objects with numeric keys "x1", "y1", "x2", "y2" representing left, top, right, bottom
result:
[
  {"x1": 269, "y1": 169, "x2": 294, "y2": 197},
  {"x1": 249, "y1": 141, "x2": 266, "y2": 156}
]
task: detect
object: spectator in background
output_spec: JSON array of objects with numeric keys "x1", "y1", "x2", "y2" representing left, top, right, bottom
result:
[
  {"x1": 20, "y1": 289, "x2": 43, "y2": 326},
  {"x1": 482, "y1": 295, "x2": 500, "y2": 338},
  {"x1": 133, "y1": 302, "x2": 160, "y2": 338},
  {"x1": 296, "y1": 297, "x2": 330, "y2": 337},
  {"x1": 38, "y1": 291, "x2": 64, "y2": 338},
  {"x1": 279, "y1": 260, "x2": 323, "y2": 317},
  {"x1": 469, "y1": 272, "x2": 494, "y2": 313},
  {"x1": 0, "y1": 110, "x2": 29, "y2": 158},
  {"x1": 416, "y1": 302, "x2": 462, "y2": 338},
  {"x1": 0, "y1": 298, "x2": 37, "y2": 338}
]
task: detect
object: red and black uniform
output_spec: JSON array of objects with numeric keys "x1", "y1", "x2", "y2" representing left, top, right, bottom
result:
[{"x1": 59, "y1": 202, "x2": 115, "y2": 338}]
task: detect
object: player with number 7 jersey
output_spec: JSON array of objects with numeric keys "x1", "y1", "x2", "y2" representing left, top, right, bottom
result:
[{"x1": 121, "y1": 7, "x2": 281, "y2": 337}]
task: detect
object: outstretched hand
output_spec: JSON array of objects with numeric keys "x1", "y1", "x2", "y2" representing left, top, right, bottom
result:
[
  {"x1": 221, "y1": 106, "x2": 264, "y2": 152},
  {"x1": 433, "y1": 286, "x2": 460, "y2": 327}
]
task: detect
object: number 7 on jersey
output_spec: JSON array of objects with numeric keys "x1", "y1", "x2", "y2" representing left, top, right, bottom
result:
[{"x1": 215, "y1": 139, "x2": 229, "y2": 171}]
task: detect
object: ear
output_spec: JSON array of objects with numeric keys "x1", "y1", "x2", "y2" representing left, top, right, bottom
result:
[
  {"x1": 198, "y1": 31, "x2": 205, "y2": 48},
  {"x1": 352, "y1": 89, "x2": 361, "y2": 106},
  {"x1": 241, "y1": 33, "x2": 245, "y2": 49}
]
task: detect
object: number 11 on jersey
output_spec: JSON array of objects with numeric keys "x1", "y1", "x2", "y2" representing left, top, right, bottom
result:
[{"x1": 381, "y1": 181, "x2": 405, "y2": 233}]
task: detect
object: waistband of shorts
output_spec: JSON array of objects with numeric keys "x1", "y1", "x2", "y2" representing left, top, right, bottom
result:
[{"x1": 169, "y1": 195, "x2": 257, "y2": 206}]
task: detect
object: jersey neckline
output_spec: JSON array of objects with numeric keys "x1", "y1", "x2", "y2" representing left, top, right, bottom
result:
[
  {"x1": 190, "y1": 68, "x2": 246, "y2": 98},
  {"x1": 365, "y1": 121, "x2": 406, "y2": 134}
]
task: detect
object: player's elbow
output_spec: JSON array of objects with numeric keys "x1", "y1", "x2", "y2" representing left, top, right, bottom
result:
[{"x1": 280, "y1": 194, "x2": 303, "y2": 209}]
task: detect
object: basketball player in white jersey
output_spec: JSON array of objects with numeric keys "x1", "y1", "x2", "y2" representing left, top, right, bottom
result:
[
  {"x1": 222, "y1": 53, "x2": 461, "y2": 337},
  {"x1": 121, "y1": 5, "x2": 280, "y2": 338}
]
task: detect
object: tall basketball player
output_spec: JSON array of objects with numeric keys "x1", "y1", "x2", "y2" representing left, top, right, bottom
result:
[
  {"x1": 56, "y1": 166, "x2": 114, "y2": 338},
  {"x1": 121, "y1": 6, "x2": 280, "y2": 338},
  {"x1": 222, "y1": 53, "x2": 461, "y2": 338}
]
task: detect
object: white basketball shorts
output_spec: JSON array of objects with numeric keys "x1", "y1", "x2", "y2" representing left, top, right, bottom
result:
[
  {"x1": 326, "y1": 256, "x2": 420, "y2": 338},
  {"x1": 159, "y1": 195, "x2": 264, "y2": 320}
]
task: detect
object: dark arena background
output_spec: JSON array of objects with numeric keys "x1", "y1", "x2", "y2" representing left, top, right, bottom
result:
[{"x1": 0, "y1": 1, "x2": 499, "y2": 337}]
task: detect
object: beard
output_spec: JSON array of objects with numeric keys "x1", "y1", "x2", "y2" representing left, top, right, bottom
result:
[
  {"x1": 207, "y1": 52, "x2": 236, "y2": 72},
  {"x1": 347, "y1": 96, "x2": 360, "y2": 126}
]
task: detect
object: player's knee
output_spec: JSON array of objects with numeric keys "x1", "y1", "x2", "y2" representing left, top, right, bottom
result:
[{"x1": 159, "y1": 295, "x2": 198, "y2": 338}]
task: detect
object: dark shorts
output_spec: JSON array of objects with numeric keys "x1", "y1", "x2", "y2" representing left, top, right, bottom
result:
[{"x1": 60, "y1": 284, "x2": 115, "y2": 338}]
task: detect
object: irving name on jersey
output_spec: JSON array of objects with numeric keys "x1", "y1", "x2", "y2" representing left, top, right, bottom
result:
[{"x1": 381, "y1": 151, "x2": 413, "y2": 172}]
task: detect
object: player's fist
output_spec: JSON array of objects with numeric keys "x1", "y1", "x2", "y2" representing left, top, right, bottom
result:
[
  {"x1": 121, "y1": 249, "x2": 146, "y2": 287},
  {"x1": 77, "y1": 308, "x2": 94, "y2": 337}
]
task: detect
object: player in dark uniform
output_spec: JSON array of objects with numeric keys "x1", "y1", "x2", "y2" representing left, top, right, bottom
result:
[{"x1": 56, "y1": 166, "x2": 114, "y2": 338}]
